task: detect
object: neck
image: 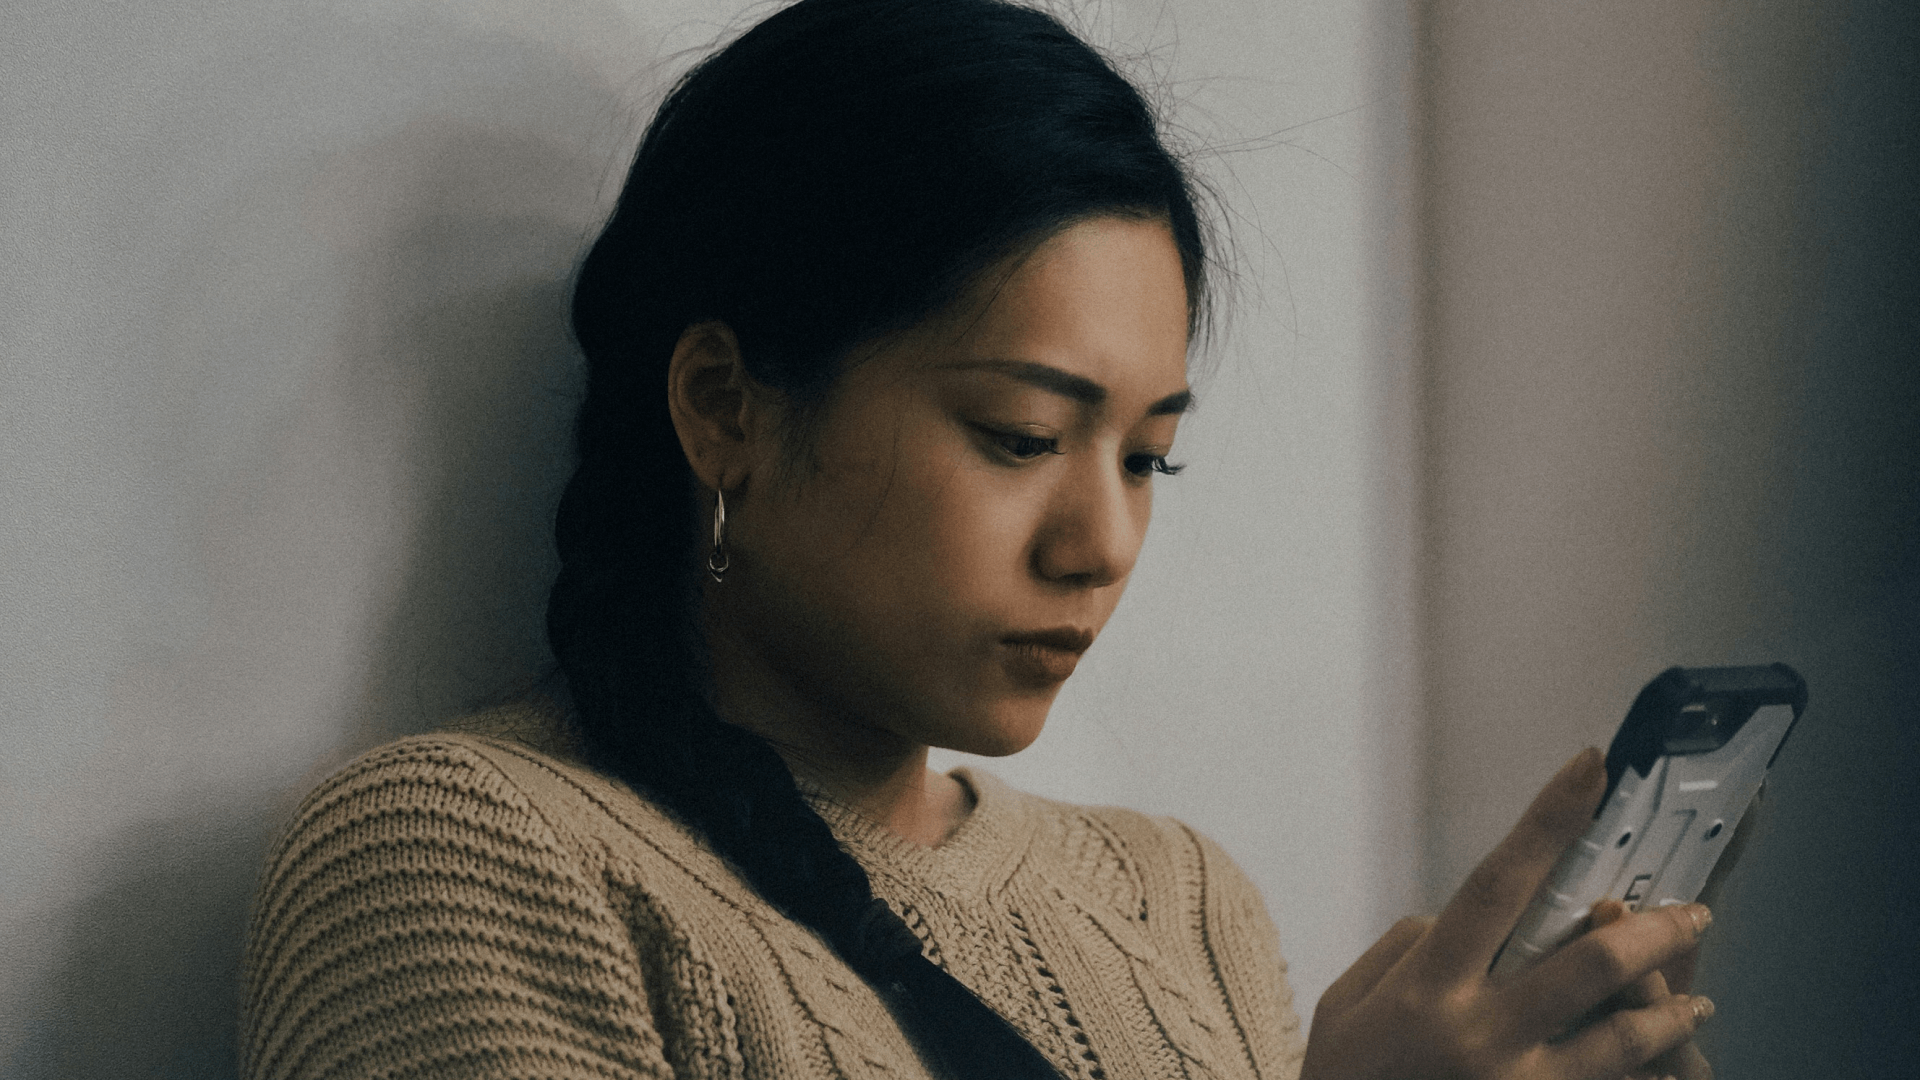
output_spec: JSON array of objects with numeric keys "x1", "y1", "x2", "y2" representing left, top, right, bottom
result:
[
  {"x1": 704, "y1": 606, "x2": 974, "y2": 848},
  {"x1": 780, "y1": 738, "x2": 969, "y2": 849}
]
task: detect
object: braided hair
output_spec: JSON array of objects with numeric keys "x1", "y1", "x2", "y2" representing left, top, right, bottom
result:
[{"x1": 547, "y1": 1, "x2": 1209, "y2": 1074}]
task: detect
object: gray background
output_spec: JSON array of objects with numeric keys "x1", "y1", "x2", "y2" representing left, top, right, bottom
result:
[
  {"x1": 3, "y1": 0, "x2": 1913, "y2": 1076},
  {"x1": 1418, "y1": 3, "x2": 1920, "y2": 1072}
]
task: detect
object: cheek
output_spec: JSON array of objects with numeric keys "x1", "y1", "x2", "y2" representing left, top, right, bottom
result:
[
  {"x1": 747, "y1": 411, "x2": 1007, "y2": 629},
  {"x1": 768, "y1": 435, "x2": 1043, "y2": 699},
  {"x1": 734, "y1": 437, "x2": 1095, "y2": 756},
  {"x1": 827, "y1": 446, "x2": 1036, "y2": 635},
  {"x1": 901, "y1": 461, "x2": 1033, "y2": 595}
]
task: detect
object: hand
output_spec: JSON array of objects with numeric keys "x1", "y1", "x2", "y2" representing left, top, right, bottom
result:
[
  {"x1": 1583, "y1": 899, "x2": 1712, "y2": 1080},
  {"x1": 1301, "y1": 749, "x2": 1716, "y2": 1080}
]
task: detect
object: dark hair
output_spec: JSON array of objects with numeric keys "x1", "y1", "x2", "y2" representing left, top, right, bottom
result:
[{"x1": 548, "y1": 0, "x2": 1208, "y2": 1074}]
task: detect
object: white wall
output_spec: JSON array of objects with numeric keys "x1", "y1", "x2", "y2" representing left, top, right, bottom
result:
[{"x1": 1, "y1": 2, "x2": 1422, "y2": 1074}]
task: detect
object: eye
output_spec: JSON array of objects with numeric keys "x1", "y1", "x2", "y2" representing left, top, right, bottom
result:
[
  {"x1": 1001, "y1": 433, "x2": 1059, "y2": 459},
  {"x1": 973, "y1": 424, "x2": 1061, "y2": 462},
  {"x1": 1125, "y1": 453, "x2": 1185, "y2": 478}
]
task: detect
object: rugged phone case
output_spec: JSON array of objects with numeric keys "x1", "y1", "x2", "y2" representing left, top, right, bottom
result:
[{"x1": 1490, "y1": 664, "x2": 1807, "y2": 977}]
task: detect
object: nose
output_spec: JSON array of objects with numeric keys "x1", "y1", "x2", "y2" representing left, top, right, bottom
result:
[{"x1": 1031, "y1": 457, "x2": 1147, "y2": 589}]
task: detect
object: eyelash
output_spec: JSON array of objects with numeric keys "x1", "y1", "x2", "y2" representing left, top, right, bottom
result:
[
  {"x1": 977, "y1": 426, "x2": 1183, "y2": 478},
  {"x1": 1125, "y1": 453, "x2": 1185, "y2": 478},
  {"x1": 992, "y1": 431, "x2": 1061, "y2": 460}
]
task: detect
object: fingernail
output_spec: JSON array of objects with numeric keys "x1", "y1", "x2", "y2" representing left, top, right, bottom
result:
[
  {"x1": 1688, "y1": 903, "x2": 1713, "y2": 936},
  {"x1": 1690, "y1": 995, "x2": 1716, "y2": 1024}
]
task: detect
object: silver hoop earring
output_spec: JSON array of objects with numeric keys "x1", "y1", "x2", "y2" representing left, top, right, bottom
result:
[{"x1": 706, "y1": 489, "x2": 730, "y2": 583}]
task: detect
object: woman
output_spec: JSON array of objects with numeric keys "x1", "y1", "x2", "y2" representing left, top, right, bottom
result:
[{"x1": 241, "y1": 1, "x2": 1715, "y2": 1077}]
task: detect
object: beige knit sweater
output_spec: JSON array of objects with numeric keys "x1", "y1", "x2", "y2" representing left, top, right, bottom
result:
[{"x1": 241, "y1": 724, "x2": 1307, "y2": 1080}]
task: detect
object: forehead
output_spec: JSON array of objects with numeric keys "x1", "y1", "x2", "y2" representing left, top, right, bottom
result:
[
  {"x1": 850, "y1": 216, "x2": 1192, "y2": 406},
  {"x1": 945, "y1": 216, "x2": 1192, "y2": 395}
]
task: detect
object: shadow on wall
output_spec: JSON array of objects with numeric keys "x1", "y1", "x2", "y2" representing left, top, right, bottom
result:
[
  {"x1": 18, "y1": 12, "x2": 641, "y2": 1077},
  {"x1": 20, "y1": 806, "x2": 272, "y2": 1079},
  {"x1": 331, "y1": 120, "x2": 594, "y2": 748}
]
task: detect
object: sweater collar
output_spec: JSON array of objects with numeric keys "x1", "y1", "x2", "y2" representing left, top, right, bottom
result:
[{"x1": 798, "y1": 767, "x2": 1038, "y2": 903}]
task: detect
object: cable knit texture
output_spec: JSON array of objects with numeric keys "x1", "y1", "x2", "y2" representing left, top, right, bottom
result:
[{"x1": 242, "y1": 720, "x2": 1307, "y2": 1080}]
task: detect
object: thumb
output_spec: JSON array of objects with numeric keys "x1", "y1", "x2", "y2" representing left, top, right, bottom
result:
[{"x1": 1421, "y1": 747, "x2": 1606, "y2": 978}]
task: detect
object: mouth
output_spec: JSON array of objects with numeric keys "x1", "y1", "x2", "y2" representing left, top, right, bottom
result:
[{"x1": 999, "y1": 627, "x2": 1096, "y2": 687}]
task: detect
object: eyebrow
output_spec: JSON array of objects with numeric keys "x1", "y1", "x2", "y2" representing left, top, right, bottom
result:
[{"x1": 945, "y1": 359, "x2": 1195, "y2": 416}]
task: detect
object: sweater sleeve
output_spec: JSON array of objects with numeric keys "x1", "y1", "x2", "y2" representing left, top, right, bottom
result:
[
  {"x1": 240, "y1": 737, "x2": 672, "y2": 1080},
  {"x1": 1189, "y1": 828, "x2": 1307, "y2": 1080}
]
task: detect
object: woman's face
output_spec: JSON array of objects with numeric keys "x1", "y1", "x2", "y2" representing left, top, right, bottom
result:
[{"x1": 712, "y1": 215, "x2": 1192, "y2": 758}]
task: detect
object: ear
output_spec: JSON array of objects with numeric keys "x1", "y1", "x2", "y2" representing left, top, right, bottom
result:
[{"x1": 666, "y1": 321, "x2": 772, "y2": 492}]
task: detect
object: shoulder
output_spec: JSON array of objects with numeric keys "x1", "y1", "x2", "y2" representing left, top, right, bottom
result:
[
  {"x1": 252, "y1": 709, "x2": 776, "y2": 936},
  {"x1": 263, "y1": 728, "x2": 602, "y2": 877},
  {"x1": 243, "y1": 727, "x2": 677, "y2": 1079},
  {"x1": 248, "y1": 709, "x2": 729, "y2": 989},
  {"x1": 262, "y1": 732, "x2": 568, "y2": 883},
  {"x1": 285, "y1": 727, "x2": 566, "y2": 815},
  {"x1": 259, "y1": 717, "x2": 713, "y2": 897},
  {"x1": 248, "y1": 730, "x2": 629, "y2": 976}
]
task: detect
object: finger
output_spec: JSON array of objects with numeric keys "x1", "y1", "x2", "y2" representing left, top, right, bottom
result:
[
  {"x1": 1577, "y1": 966, "x2": 1670, "y2": 1034},
  {"x1": 1548, "y1": 899, "x2": 1672, "y2": 1038},
  {"x1": 1511, "y1": 902, "x2": 1710, "y2": 1039},
  {"x1": 1589, "y1": 895, "x2": 1666, "y2": 1006},
  {"x1": 1661, "y1": 942, "x2": 1700, "y2": 997},
  {"x1": 1548, "y1": 993, "x2": 1713, "y2": 1080},
  {"x1": 1587, "y1": 899, "x2": 1665, "y2": 1009},
  {"x1": 1423, "y1": 748, "x2": 1607, "y2": 978},
  {"x1": 1314, "y1": 915, "x2": 1433, "y2": 1022},
  {"x1": 1588, "y1": 898, "x2": 1628, "y2": 931}
]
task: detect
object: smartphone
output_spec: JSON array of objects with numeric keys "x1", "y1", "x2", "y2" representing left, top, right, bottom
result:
[{"x1": 1489, "y1": 663, "x2": 1808, "y2": 978}]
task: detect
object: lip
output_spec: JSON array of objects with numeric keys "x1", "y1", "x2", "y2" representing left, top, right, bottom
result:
[{"x1": 999, "y1": 627, "x2": 1096, "y2": 687}]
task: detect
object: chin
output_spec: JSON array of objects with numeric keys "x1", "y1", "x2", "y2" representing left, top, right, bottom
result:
[{"x1": 930, "y1": 694, "x2": 1054, "y2": 757}]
